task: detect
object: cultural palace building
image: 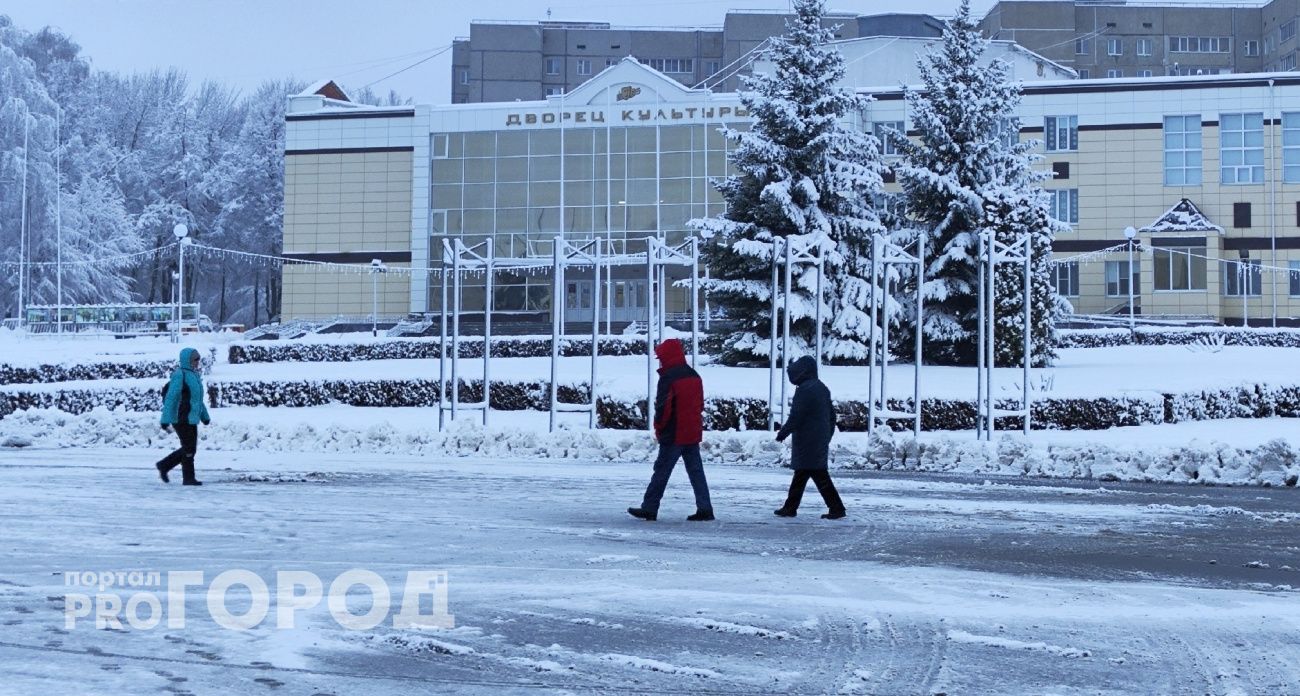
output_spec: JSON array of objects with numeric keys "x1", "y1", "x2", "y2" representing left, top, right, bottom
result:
[{"x1": 281, "y1": 44, "x2": 1300, "y2": 328}]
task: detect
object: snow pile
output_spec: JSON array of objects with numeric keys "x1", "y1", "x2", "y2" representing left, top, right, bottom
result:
[
  {"x1": 229, "y1": 335, "x2": 648, "y2": 364},
  {"x1": 4, "y1": 407, "x2": 1299, "y2": 487},
  {"x1": 1058, "y1": 326, "x2": 1300, "y2": 349},
  {"x1": 946, "y1": 630, "x2": 1091, "y2": 658}
]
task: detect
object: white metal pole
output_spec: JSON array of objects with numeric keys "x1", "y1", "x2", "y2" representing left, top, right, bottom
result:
[
  {"x1": 1128, "y1": 239, "x2": 1135, "y2": 332},
  {"x1": 550, "y1": 238, "x2": 563, "y2": 433},
  {"x1": 814, "y1": 251, "x2": 824, "y2": 369},
  {"x1": 177, "y1": 239, "x2": 185, "y2": 344},
  {"x1": 987, "y1": 234, "x2": 997, "y2": 440},
  {"x1": 55, "y1": 105, "x2": 62, "y2": 335},
  {"x1": 1022, "y1": 236, "x2": 1031, "y2": 436},
  {"x1": 590, "y1": 242, "x2": 600, "y2": 429},
  {"x1": 1242, "y1": 260, "x2": 1249, "y2": 328},
  {"x1": 451, "y1": 242, "x2": 462, "y2": 420},
  {"x1": 781, "y1": 238, "x2": 792, "y2": 419},
  {"x1": 768, "y1": 239, "x2": 779, "y2": 431},
  {"x1": 18, "y1": 112, "x2": 28, "y2": 328},
  {"x1": 371, "y1": 269, "x2": 378, "y2": 337},
  {"x1": 914, "y1": 232, "x2": 925, "y2": 437},
  {"x1": 976, "y1": 233, "x2": 985, "y2": 440},
  {"x1": 484, "y1": 238, "x2": 494, "y2": 427},
  {"x1": 867, "y1": 234, "x2": 879, "y2": 436},
  {"x1": 690, "y1": 237, "x2": 699, "y2": 369},
  {"x1": 439, "y1": 240, "x2": 448, "y2": 430},
  {"x1": 646, "y1": 239, "x2": 655, "y2": 433}
]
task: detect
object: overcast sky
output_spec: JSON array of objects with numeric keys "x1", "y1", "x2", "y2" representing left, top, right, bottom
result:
[{"x1": 0, "y1": 0, "x2": 1249, "y2": 104}]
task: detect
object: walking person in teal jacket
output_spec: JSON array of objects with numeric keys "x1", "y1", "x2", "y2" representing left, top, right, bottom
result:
[{"x1": 156, "y1": 347, "x2": 210, "y2": 486}]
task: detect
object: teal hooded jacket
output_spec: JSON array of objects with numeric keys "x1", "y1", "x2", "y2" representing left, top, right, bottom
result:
[{"x1": 160, "y1": 347, "x2": 211, "y2": 426}]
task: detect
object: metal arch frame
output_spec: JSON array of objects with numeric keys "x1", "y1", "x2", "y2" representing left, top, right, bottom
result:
[
  {"x1": 867, "y1": 232, "x2": 925, "y2": 438},
  {"x1": 549, "y1": 236, "x2": 604, "y2": 432},
  {"x1": 644, "y1": 235, "x2": 702, "y2": 433},
  {"x1": 438, "y1": 238, "x2": 502, "y2": 429},
  {"x1": 975, "y1": 230, "x2": 1033, "y2": 440},
  {"x1": 766, "y1": 236, "x2": 825, "y2": 432}
]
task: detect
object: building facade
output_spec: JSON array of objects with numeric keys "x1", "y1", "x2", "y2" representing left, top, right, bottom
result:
[
  {"x1": 283, "y1": 62, "x2": 1300, "y2": 327},
  {"x1": 449, "y1": 11, "x2": 943, "y2": 103}
]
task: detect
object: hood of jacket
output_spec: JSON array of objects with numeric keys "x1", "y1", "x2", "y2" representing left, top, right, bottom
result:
[
  {"x1": 178, "y1": 347, "x2": 199, "y2": 370},
  {"x1": 787, "y1": 355, "x2": 818, "y2": 385},
  {"x1": 654, "y1": 339, "x2": 687, "y2": 370}
]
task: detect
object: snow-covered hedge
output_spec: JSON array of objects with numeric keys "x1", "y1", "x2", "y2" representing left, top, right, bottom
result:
[
  {"x1": 0, "y1": 360, "x2": 174, "y2": 386},
  {"x1": 1058, "y1": 327, "x2": 1300, "y2": 349},
  {"x1": 4, "y1": 378, "x2": 1297, "y2": 432},
  {"x1": 3, "y1": 407, "x2": 1296, "y2": 487},
  {"x1": 228, "y1": 336, "x2": 649, "y2": 364}
]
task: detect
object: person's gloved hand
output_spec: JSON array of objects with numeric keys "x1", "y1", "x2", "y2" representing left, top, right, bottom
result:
[{"x1": 201, "y1": 418, "x2": 211, "y2": 426}]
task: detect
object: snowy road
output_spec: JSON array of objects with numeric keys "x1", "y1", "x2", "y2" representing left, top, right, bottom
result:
[{"x1": 1, "y1": 448, "x2": 1298, "y2": 695}]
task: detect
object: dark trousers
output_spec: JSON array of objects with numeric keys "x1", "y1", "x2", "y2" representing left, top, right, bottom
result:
[
  {"x1": 158, "y1": 423, "x2": 199, "y2": 483},
  {"x1": 783, "y1": 469, "x2": 845, "y2": 514},
  {"x1": 640, "y1": 443, "x2": 712, "y2": 515}
]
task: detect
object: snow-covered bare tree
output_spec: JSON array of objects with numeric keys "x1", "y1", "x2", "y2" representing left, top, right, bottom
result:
[
  {"x1": 693, "y1": 0, "x2": 888, "y2": 364},
  {"x1": 890, "y1": 0, "x2": 1059, "y2": 366}
]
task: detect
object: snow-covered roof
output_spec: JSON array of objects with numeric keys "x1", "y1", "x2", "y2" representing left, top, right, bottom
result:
[
  {"x1": 1140, "y1": 198, "x2": 1224, "y2": 235},
  {"x1": 299, "y1": 79, "x2": 352, "y2": 102}
]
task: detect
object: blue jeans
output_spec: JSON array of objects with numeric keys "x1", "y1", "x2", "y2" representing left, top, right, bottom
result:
[{"x1": 640, "y1": 443, "x2": 712, "y2": 514}]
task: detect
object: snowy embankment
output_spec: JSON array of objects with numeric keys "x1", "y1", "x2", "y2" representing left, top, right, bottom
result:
[{"x1": 3, "y1": 406, "x2": 1298, "y2": 487}]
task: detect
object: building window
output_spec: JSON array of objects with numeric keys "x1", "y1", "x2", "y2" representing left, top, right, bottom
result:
[
  {"x1": 1049, "y1": 189, "x2": 1079, "y2": 225},
  {"x1": 1076, "y1": 38, "x2": 1091, "y2": 55},
  {"x1": 1266, "y1": 36, "x2": 1276, "y2": 55},
  {"x1": 1283, "y1": 52, "x2": 1299, "y2": 71},
  {"x1": 1220, "y1": 112, "x2": 1265, "y2": 185},
  {"x1": 1153, "y1": 246, "x2": 1207, "y2": 291},
  {"x1": 1290, "y1": 261, "x2": 1300, "y2": 296},
  {"x1": 545, "y1": 86, "x2": 564, "y2": 96},
  {"x1": 1283, "y1": 113, "x2": 1300, "y2": 183},
  {"x1": 994, "y1": 117, "x2": 1019, "y2": 148},
  {"x1": 1107, "y1": 69, "x2": 1123, "y2": 78},
  {"x1": 1137, "y1": 69, "x2": 1153, "y2": 77},
  {"x1": 1107, "y1": 38, "x2": 1123, "y2": 56},
  {"x1": 1283, "y1": 20, "x2": 1297, "y2": 43},
  {"x1": 1168, "y1": 36, "x2": 1231, "y2": 53},
  {"x1": 705, "y1": 60, "x2": 720, "y2": 75},
  {"x1": 459, "y1": 69, "x2": 469, "y2": 86},
  {"x1": 544, "y1": 57, "x2": 562, "y2": 75},
  {"x1": 1233, "y1": 202, "x2": 1252, "y2": 228},
  {"x1": 1045, "y1": 115, "x2": 1078, "y2": 152},
  {"x1": 576, "y1": 59, "x2": 591, "y2": 75},
  {"x1": 1244, "y1": 40, "x2": 1260, "y2": 57},
  {"x1": 1105, "y1": 260, "x2": 1139, "y2": 296},
  {"x1": 641, "y1": 57, "x2": 694, "y2": 73},
  {"x1": 1221, "y1": 259, "x2": 1262, "y2": 296},
  {"x1": 872, "y1": 121, "x2": 905, "y2": 156},
  {"x1": 431, "y1": 133, "x2": 449, "y2": 159},
  {"x1": 1163, "y1": 115, "x2": 1202, "y2": 186},
  {"x1": 1078, "y1": 69, "x2": 1090, "y2": 79},
  {"x1": 1137, "y1": 38, "x2": 1153, "y2": 56},
  {"x1": 606, "y1": 58, "x2": 617, "y2": 68},
  {"x1": 1053, "y1": 262, "x2": 1080, "y2": 297}
]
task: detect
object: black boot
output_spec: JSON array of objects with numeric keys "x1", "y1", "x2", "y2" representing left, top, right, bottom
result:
[
  {"x1": 627, "y1": 507, "x2": 656, "y2": 521},
  {"x1": 155, "y1": 462, "x2": 170, "y2": 484},
  {"x1": 686, "y1": 510, "x2": 715, "y2": 522},
  {"x1": 182, "y1": 479, "x2": 203, "y2": 486},
  {"x1": 821, "y1": 510, "x2": 846, "y2": 520},
  {"x1": 773, "y1": 508, "x2": 797, "y2": 517}
]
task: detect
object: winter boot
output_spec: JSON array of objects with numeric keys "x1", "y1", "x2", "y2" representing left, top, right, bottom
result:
[
  {"x1": 773, "y1": 508, "x2": 797, "y2": 517},
  {"x1": 182, "y1": 479, "x2": 203, "y2": 486},
  {"x1": 686, "y1": 510, "x2": 715, "y2": 522},
  {"x1": 821, "y1": 510, "x2": 846, "y2": 520},
  {"x1": 627, "y1": 507, "x2": 656, "y2": 521},
  {"x1": 155, "y1": 462, "x2": 170, "y2": 484}
]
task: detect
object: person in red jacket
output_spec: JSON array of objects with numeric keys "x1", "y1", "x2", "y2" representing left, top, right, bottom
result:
[{"x1": 628, "y1": 338, "x2": 714, "y2": 522}]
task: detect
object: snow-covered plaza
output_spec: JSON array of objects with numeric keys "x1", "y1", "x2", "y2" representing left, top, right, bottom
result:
[{"x1": 1, "y1": 446, "x2": 1297, "y2": 695}]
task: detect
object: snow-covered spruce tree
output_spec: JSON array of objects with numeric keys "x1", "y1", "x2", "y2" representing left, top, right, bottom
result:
[
  {"x1": 693, "y1": 0, "x2": 888, "y2": 365},
  {"x1": 890, "y1": 0, "x2": 1059, "y2": 366}
]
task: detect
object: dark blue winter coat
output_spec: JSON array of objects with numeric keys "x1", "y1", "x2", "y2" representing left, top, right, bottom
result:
[
  {"x1": 776, "y1": 356, "x2": 835, "y2": 470},
  {"x1": 160, "y1": 347, "x2": 210, "y2": 426}
]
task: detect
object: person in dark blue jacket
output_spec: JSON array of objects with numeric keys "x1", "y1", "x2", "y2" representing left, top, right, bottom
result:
[
  {"x1": 773, "y1": 355, "x2": 846, "y2": 519},
  {"x1": 155, "y1": 347, "x2": 210, "y2": 486}
]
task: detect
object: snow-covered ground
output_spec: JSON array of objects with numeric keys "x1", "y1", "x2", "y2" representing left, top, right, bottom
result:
[{"x1": 1, "y1": 448, "x2": 1297, "y2": 694}]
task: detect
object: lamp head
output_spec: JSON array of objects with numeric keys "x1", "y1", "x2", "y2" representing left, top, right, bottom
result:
[
  {"x1": 1123, "y1": 226, "x2": 1137, "y2": 240},
  {"x1": 172, "y1": 224, "x2": 189, "y2": 240}
]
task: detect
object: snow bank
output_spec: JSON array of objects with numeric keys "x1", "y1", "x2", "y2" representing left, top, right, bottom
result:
[{"x1": 3, "y1": 407, "x2": 1298, "y2": 487}]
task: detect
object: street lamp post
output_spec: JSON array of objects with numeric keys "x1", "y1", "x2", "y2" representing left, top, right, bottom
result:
[
  {"x1": 1239, "y1": 249, "x2": 1250, "y2": 328},
  {"x1": 173, "y1": 224, "x2": 189, "y2": 344},
  {"x1": 370, "y1": 258, "x2": 388, "y2": 337},
  {"x1": 17, "y1": 103, "x2": 29, "y2": 331},
  {"x1": 1124, "y1": 226, "x2": 1137, "y2": 333}
]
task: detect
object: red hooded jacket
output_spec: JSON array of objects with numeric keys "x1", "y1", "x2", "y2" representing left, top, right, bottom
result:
[{"x1": 653, "y1": 339, "x2": 704, "y2": 445}]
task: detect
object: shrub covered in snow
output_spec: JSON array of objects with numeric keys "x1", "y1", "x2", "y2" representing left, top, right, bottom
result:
[
  {"x1": 0, "y1": 360, "x2": 174, "y2": 386},
  {"x1": 228, "y1": 336, "x2": 649, "y2": 364},
  {"x1": 1057, "y1": 327, "x2": 1300, "y2": 349}
]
